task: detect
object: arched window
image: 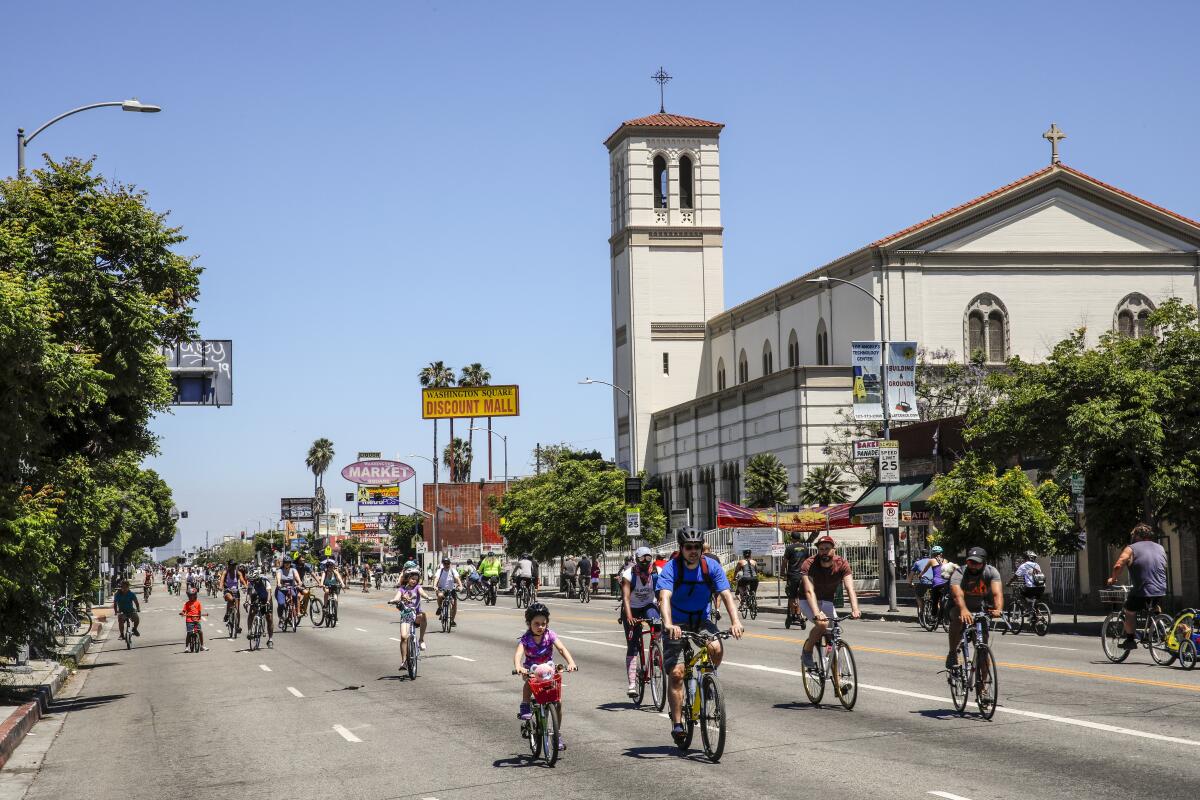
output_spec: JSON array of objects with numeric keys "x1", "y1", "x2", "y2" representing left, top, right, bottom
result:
[
  {"x1": 679, "y1": 155, "x2": 694, "y2": 209},
  {"x1": 815, "y1": 319, "x2": 829, "y2": 366},
  {"x1": 787, "y1": 329, "x2": 799, "y2": 368},
  {"x1": 1114, "y1": 293, "x2": 1154, "y2": 338},
  {"x1": 653, "y1": 155, "x2": 668, "y2": 209},
  {"x1": 738, "y1": 349, "x2": 749, "y2": 384},
  {"x1": 964, "y1": 294, "x2": 1009, "y2": 363},
  {"x1": 762, "y1": 340, "x2": 773, "y2": 376},
  {"x1": 716, "y1": 358, "x2": 726, "y2": 391}
]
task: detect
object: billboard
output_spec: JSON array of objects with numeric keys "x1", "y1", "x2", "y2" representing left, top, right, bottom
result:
[
  {"x1": 350, "y1": 517, "x2": 381, "y2": 532},
  {"x1": 422, "y1": 385, "x2": 520, "y2": 419},
  {"x1": 280, "y1": 497, "x2": 314, "y2": 521},
  {"x1": 341, "y1": 460, "x2": 414, "y2": 486},
  {"x1": 161, "y1": 340, "x2": 233, "y2": 406},
  {"x1": 357, "y1": 484, "x2": 399, "y2": 506},
  {"x1": 851, "y1": 341, "x2": 883, "y2": 421},
  {"x1": 886, "y1": 341, "x2": 919, "y2": 421}
]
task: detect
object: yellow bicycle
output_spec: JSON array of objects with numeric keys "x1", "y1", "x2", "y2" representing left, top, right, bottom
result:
[{"x1": 677, "y1": 629, "x2": 732, "y2": 762}]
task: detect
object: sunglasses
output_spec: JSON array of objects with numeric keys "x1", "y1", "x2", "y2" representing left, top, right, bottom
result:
[{"x1": 682, "y1": 543, "x2": 702, "y2": 551}]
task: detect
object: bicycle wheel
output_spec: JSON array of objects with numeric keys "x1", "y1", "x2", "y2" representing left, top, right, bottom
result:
[
  {"x1": 633, "y1": 645, "x2": 646, "y2": 707},
  {"x1": 75, "y1": 608, "x2": 94, "y2": 632},
  {"x1": 408, "y1": 640, "x2": 419, "y2": 679},
  {"x1": 649, "y1": 640, "x2": 667, "y2": 711},
  {"x1": 832, "y1": 641, "x2": 858, "y2": 710},
  {"x1": 1149, "y1": 613, "x2": 1177, "y2": 666},
  {"x1": 227, "y1": 608, "x2": 237, "y2": 640},
  {"x1": 1008, "y1": 606, "x2": 1024, "y2": 636},
  {"x1": 455, "y1": 587, "x2": 468, "y2": 602},
  {"x1": 949, "y1": 651, "x2": 969, "y2": 714},
  {"x1": 1033, "y1": 604, "x2": 1051, "y2": 637},
  {"x1": 802, "y1": 651, "x2": 826, "y2": 705},
  {"x1": 698, "y1": 672, "x2": 726, "y2": 762},
  {"x1": 784, "y1": 612, "x2": 793, "y2": 630},
  {"x1": 542, "y1": 704, "x2": 561, "y2": 766},
  {"x1": 749, "y1": 596, "x2": 758, "y2": 621},
  {"x1": 308, "y1": 597, "x2": 324, "y2": 627},
  {"x1": 441, "y1": 606, "x2": 451, "y2": 633},
  {"x1": 1101, "y1": 612, "x2": 1130, "y2": 663},
  {"x1": 527, "y1": 714, "x2": 541, "y2": 759},
  {"x1": 975, "y1": 644, "x2": 999, "y2": 720},
  {"x1": 329, "y1": 597, "x2": 338, "y2": 627},
  {"x1": 125, "y1": 622, "x2": 132, "y2": 650},
  {"x1": 1179, "y1": 640, "x2": 1198, "y2": 670},
  {"x1": 248, "y1": 616, "x2": 261, "y2": 651}
]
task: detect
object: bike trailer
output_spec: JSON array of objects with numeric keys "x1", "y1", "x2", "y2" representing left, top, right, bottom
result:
[{"x1": 1165, "y1": 608, "x2": 1198, "y2": 653}]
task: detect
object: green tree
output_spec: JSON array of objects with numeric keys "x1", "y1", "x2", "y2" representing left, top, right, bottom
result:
[
  {"x1": 491, "y1": 450, "x2": 666, "y2": 559},
  {"x1": 459, "y1": 362, "x2": 491, "y2": 481},
  {"x1": 211, "y1": 539, "x2": 255, "y2": 565},
  {"x1": 339, "y1": 536, "x2": 363, "y2": 564},
  {"x1": 442, "y1": 437, "x2": 472, "y2": 483},
  {"x1": 419, "y1": 361, "x2": 456, "y2": 488},
  {"x1": 915, "y1": 347, "x2": 993, "y2": 422},
  {"x1": 253, "y1": 531, "x2": 287, "y2": 558},
  {"x1": 927, "y1": 454, "x2": 1074, "y2": 558},
  {"x1": 798, "y1": 465, "x2": 849, "y2": 505},
  {"x1": 388, "y1": 513, "x2": 423, "y2": 554},
  {"x1": 305, "y1": 438, "x2": 335, "y2": 495},
  {"x1": 967, "y1": 299, "x2": 1200, "y2": 548},
  {"x1": 744, "y1": 453, "x2": 789, "y2": 507}
]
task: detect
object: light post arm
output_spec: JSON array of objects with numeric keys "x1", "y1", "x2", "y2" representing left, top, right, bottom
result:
[
  {"x1": 580, "y1": 377, "x2": 636, "y2": 475},
  {"x1": 17, "y1": 99, "x2": 161, "y2": 176}
]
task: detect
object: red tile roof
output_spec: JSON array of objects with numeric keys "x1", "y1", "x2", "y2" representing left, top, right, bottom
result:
[
  {"x1": 870, "y1": 163, "x2": 1200, "y2": 247},
  {"x1": 604, "y1": 113, "x2": 724, "y2": 147}
]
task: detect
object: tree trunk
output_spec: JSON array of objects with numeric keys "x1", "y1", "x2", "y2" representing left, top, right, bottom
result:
[{"x1": 449, "y1": 419, "x2": 456, "y2": 483}]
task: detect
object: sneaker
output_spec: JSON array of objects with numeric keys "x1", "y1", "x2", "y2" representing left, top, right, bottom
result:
[
  {"x1": 133, "y1": 630, "x2": 140, "y2": 637},
  {"x1": 518, "y1": 703, "x2": 532, "y2": 721},
  {"x1": 671, "y1": 723, "x2": 686, "y2": 745},
  {"x1": 1119, "y1": 635, "x2": 1138, "y2": 651},
  {"x1": 201, "y1": 646, "x2": 209, "y2": 651},
  {"x1": 945, "y1": 652, "x2": 958, "y2": 669},
  {"x1": 451, "y1": 621, "x2": 456, "y2": 627},
  {"x1": 802, "y1": 651, "x2": 816, "y2": 672},
  {"x1": 627, "y1": 682, "x2": 638, "y2": 698},
  {"x1": 557, "y1": 738, "x2": 567, "y2": 751},
  {"x1": 419, "y1": 641, "x2": 427, "y2": 651}
]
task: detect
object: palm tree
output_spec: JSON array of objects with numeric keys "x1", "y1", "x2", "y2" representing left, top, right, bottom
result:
[
  {"x1": 798, "y1": 464, "x2": 849, "y2": 505},
  {"x1": 744, "y1": 453, "x2": 789, "y2": 507},
  {"x1": 305, "y1": 438, "x2": 335, "y2": 495},
  {"x1": 458, "y1": 362, "x2": 492, "y2": 481},
  {"x1": 419, "y1": 361, "x2": 456, "y2": 487},
  {"x1": 442, "y1": 437, "x2": 472, "y2": 482}
]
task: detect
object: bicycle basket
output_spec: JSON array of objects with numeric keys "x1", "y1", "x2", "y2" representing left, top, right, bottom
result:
[
  {"x1": 1098, "y1": 586, "x2": 1130, "y2": 604},
  {"x1": 529, "y1": 673, "x2": 562, "y2": 704}
]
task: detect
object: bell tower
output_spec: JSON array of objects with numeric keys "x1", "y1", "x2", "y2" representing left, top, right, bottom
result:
[{"x1": 605, "y1": 112, "x2": 725, "y2": 473}]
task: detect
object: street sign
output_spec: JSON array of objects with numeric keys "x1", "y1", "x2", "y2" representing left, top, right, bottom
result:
[
  {"x1": 357, "y1": 451, "x2": 382, "y2": 460},
  {"x1": 1070, "y1": 472, "x2": 1085, "y2": 495},
  {"x1": 1075, "y1": 496, "x2": 1085, "y2": 514},
  {"x1": 626, "y1": 509, "x2": 641, "y2": 538},
  {"x1": 882, "y1": 501, "x2": 900, "y2": 530},
  {"x1": 599, "y1": 524, "x2": 607, "y2": 537},
  {"x1": 878, "y1": 441, "x2": 900, "y2": 485},
  {"x1": 769, "y1": 542, "x2": 786, "y2": 558},
  {"x1": 853, "y1": 439, "x2": 881, "y2": 459},
  {"x1": 416, "y1": 542, "x2": 428, "y2": 554},
  {"x1": 669, "y1": 507, "x2": 691, "y2": 533},
  {"x1": 732, "y1": 529, "x2": 778, "y2": 554},
  {"x1": 280, "y1": 497, "x2": 315, "y2": 521}
]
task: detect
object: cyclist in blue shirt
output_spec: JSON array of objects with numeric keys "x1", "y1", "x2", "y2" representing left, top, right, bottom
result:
[
  {"x1": 657, "y1": 529, "x2": 743, "y2": 745},
  {"x1": 909, "y1": 551, "x2": 933, "y2": 618}
]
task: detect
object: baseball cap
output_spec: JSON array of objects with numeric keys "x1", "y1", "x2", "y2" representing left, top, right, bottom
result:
[
  {"x1": 635, "y1": 546, "x2": 652, "y2": 558},
  {"x1": 816, "y1": 535, "x2": 836, "y2": 547},
  {"x1": 966, "y1": 547, "x2": 987, "y2": 563}
]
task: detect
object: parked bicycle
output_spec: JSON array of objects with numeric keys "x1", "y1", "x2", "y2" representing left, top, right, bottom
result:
[
  {"x1": 676, "y1": 629, "x2": 732, "y2": 762},
  {"x1": 1099, "y1": 585, "x2": 1174, "y2": 665},
  {"x1": 628, "y1": 618, "x2": 667, "y2": 710},
  {"x1": 946, "y1": 610, "x2": 999, "y2": 719},
  {"x1": 513, "y1": 664, "x2": 574, "y2": 766},
  {"x1": 801, "y1": 616, "x2": 857, "y2": 709}
]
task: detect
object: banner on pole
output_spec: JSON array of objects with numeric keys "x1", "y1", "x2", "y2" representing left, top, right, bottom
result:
[
  {"x1": 851, "y1": 341, "x2": 883, "y2": 421},
  {"x1": 886, "y1": 342, "x2": 919, "y2": 421}
]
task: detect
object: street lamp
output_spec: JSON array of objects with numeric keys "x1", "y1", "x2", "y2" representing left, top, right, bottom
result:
[
  {"x1": 408, "y1": 453, "x2": 440, "y2": 556},
  {"x1": 580, "y1": 378, "x2": 637, "y2": 475},
  {"x1": 16, "y1": 98, "x2": 162, "y2": 176},
  {"x1": 806, "y1": 274, "x2": 898, "y2": 611},
  {"x1": 468, "y1": 427, "x2": 508, "y2": 493}
]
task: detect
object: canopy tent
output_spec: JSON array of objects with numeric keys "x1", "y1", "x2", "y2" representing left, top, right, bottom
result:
[{"x1": 717, "y1": 500, "x2": 856, "y2": 532}]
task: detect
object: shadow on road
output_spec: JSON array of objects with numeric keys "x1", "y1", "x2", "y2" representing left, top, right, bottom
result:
[
  {"x1": 771, "y1": 701, "x2": 835, "y2": 712},
  {"x1": 49, "y1": 693, "x2": 128, "y2": 713},
  {"x1": 622, "y1": 745, "x2": 710, "y2": 762},
  {"x1": 595, "y1": 701, "x2": 638, "y2": 712},
  {"x1": 491, "y1": 755, "x2": 554, "y2": 769}
]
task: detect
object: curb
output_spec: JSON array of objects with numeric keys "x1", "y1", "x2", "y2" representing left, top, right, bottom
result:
[{"x1": 0, "y1": 664, "x2": 69, "y2": 770}]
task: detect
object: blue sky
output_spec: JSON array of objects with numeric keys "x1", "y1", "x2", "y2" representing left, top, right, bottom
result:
[{"x1": 6, "y1": 2, "x2": 1198, "y2": 549}]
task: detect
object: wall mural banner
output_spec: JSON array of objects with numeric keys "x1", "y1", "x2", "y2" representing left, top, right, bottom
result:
[
  {"x1": 717, "y1": 500, "x2": 855, "y2": 532},
  {"x1": 886, "y1": 341, "x2": 919, "y2": 421},
  {"x1": 851, "y1": 341, "x2": 883, "y2": 421}
]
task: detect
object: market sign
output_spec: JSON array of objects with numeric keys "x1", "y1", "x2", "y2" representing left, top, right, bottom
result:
[
  {"x1": 422, "y1": 385, "x2": 520, "y2": 419},
  {"x1": 340, "y1": 459, "x2": 415, "y2": 486},
  {"x1": 357, "y1": 484, "x2": 399, "y2": 506}
]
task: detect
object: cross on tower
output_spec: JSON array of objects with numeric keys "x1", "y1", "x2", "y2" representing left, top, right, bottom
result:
[
  {"x1": 651, "y1": 67, "x2": 672, "y2": 114},
  {"x1": 1043, "y1": 122, "x2": 1066, "y2": 165}
]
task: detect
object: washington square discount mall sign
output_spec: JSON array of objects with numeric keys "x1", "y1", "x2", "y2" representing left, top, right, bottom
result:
[{"x1": 421, "y1": 385, "x2": 520, "y2": 419}]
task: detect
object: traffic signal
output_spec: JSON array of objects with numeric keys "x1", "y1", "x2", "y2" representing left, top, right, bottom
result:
[{"x1": 624, "y1": 477, "x2": 642, "y2": 506}]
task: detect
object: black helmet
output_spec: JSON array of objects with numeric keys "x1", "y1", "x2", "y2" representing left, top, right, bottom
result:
[
  {"x1": 742, "y1": 549, "x2": 752, "y2": 557},
  {"x1": 524, "y1": 602, "x2": 550, "y2": 625},
  {"x1": 790, "y1": 530, "x2": 803, "y2": 541},
  {"x1": 676, "y1": 528, "x2": 704, "y2": 547}
]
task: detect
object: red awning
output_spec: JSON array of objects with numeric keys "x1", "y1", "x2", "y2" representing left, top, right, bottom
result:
[{"x1": 717, "y1": 500, "x2": 855, "y2": 532}]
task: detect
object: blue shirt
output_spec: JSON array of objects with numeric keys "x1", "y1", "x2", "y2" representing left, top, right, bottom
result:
[
  {"x1": 911, "y1": 558, "x2": 933, "y2": 585},
  {"x1": 656, "y1": 555, "x2": 729, "y2": 622}
]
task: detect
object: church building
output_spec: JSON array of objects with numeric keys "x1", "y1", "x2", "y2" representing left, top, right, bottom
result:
[{"x1": 605, "y1": 110, "x2": 1200, "y2": 603}]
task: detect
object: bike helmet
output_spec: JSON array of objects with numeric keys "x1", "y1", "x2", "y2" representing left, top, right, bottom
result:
[
  {"x1": 1024, "y1": 551, "x2": 1038, "y2": 562},
  {"x1": 742, "y1": 549, "x2": 752, "y2": 557},
  {"x1": 676, "y1": 528, "x2": 705, "y2": 547},
  {"x1": 930, "y1": 545, "x2": 943, "y2": 555},
  {"x1": 524, "y1": 602, "x2": 550, "y2": 625},
  {"x1": 249, "y1": 567, "x2": 261, "y2": 579},
  {"x1": 790, "y1": 530, "x2": 804, "y2": 541}
]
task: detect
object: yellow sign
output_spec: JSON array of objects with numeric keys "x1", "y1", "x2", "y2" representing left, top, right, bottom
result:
[
  {"x1": 356, "y1": 484, "x2": 399, "y2": 506},
  {"x1": 324, "y1": 546, "x2": 333, "y2": 556},
  {"x1": 422, "y1": 385, "x2": 520, "y2": 419}
]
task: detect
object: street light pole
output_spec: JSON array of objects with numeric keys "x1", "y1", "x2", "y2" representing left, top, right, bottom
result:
[
  {"x1": 409, "y1": 453, "x2": 439, "y2": 556},
  {"x1": 17, "y1": 99, "x2": 161, "y2": 177},
  {"x1": 579, "y1": 378, "x2": 636, "y2": 474},
  {"x1": 807, "y1": 275, "x2": 898, "y2": 611},
  {"x1": 468, "y1": 427, "x2": 508, "y2": 493}
]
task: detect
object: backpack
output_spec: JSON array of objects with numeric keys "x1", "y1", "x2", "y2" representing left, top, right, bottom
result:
[
  {"x1": 670, "y1": 554, "x2": 721, "y2": 623},
  {"x1": 1031, "y1": 572, "x2": 1046, "y2": 587}
]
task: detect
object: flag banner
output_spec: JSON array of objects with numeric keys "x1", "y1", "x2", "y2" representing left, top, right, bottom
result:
[
  {"x1": 887, "y1": 341, "x2": 919, "y2": 421},
  {"x1": 717, "y1": 500, "x2": 856, "y2": 532},
  {"x1": 851, "y1": 341, "x2": 883, "y2": 421}
]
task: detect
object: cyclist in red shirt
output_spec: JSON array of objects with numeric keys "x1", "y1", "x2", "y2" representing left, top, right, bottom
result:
[
  {"x1": 179, "y1": 586, "x2": 207, "y2": 651},
  {"x1": 799, "y1": 535, "x2": 861, "y2": 672}
]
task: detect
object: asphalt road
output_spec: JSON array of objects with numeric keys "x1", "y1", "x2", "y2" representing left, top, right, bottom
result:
[{"x1": 4, "y1": 584, "x2": 1199, "y2": 800}]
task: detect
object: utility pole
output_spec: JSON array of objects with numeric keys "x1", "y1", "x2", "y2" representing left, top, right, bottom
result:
[{"x1": 536, "y1": 443, "x2": 542, "y2": 475}]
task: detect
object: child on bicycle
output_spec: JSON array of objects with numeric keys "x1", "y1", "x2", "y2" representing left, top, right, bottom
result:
[
  {"x1": 391, "y1": 569, "x2": 432, "y2": 665},
  {"x1": 179, "y1": 585, "x2": 206, "y2": 651},
  {"x1": 514, "y1": 602, "x2": 577, "y2": 747}
]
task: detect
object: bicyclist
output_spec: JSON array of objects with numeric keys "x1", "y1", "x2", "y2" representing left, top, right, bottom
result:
[
  {"x1": 621, "y1": 546, "x2": 660, "y2": 697},
  {"x1": 782, "y1": 530, "x2": 809, "y2": 624},
  {"x1": 246, "y1": 566, "x2": 274, "y2": 647},
  {"x1": 434, "y1": 557, "x2": 462, "y2": 627},
  {"x1": 909, "y1": 549, "x2": 932, "y2": 615},
  {"x1": 318, "y1": 558, "x2": 345, "y2": 607},
  {"x1": 142, "y1": 569, "x2": 153, "y2": 600},
  {"x1": 657, "y1": 529, "x2": 744, "y2": 746},
  {"x1": 274, "y1": 557, "x2": 302, "y2": 622},
  {"x1": 1107, "y1": 522, "x2": 1168, "y2": 651},
  {"x1": 112, "y1": 579, "x2": 141, "y2": 639},
  {"x1": 217, "y1": 559, "x2": 247, "y2": 635},
  {"x1": 512, "y1": 553, "x2": 538, "y2": 598},
  {"x1": 733, "y1": 549, "x2": 760, "y2": 606},
  {"x1": 578, "y1": 553, "x2": 593, "y2": 596},
  {"x1": 514, "y1": 602, "x2": 577, "y2": 750},
  {"x1": 180, "y1": 585, "x2": 207, "y2": 651},
  {"x1": 1008, "y1": 551, "x2": 1046, "y2": 606},
  {"x1": 917, "y1": 546, "x2": 949, "y2": 618},
  {"x1": 391, "y1": 569, "x2": 432, "y2": 660},
  {"x1": 480, "y1": 551, "x2": 501, "y2": 596},
  {"x1": 799, "y1": 535, "x2": 862, "y2": 671},
  {"x1": 946, "y1": 547, "x2": 1003, "y2": 668}
]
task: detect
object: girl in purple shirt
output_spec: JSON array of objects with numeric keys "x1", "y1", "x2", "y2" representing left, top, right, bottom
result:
[
  {"x1": 513, "y1": 602, "x2": 577, "y2": 746},
  {"x1": 391, "y1": 570, "x2": 432, "y2": 667}
]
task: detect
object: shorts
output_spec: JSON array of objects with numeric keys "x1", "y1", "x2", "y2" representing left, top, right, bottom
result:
[
  {"x1": 185, "y1": 621, "x2": 202, "y2": 634},
  {"x1": 1020, "y1": 586, "x2": 1045, "y2": 599},
  {"x1": 913, "y1": 583, "x2": 932, "y2": 599},
  {"x1": 786, "y1": 577, "x2": 805, "y2": 601},
  {"x1": 623, "y1": 605, "x2": 660, "y2": 655},
  {"x1": 117, "y1": 608, "x2": 139, "y2": 621},
  {"x1": 799, "y1": 599, "x2": 836, "y2": 621},
  {"x1": 223, "y1": 588, "x2": 240, "y2": 599},
  {"x1": 663, "y1": 619, "x2": 720, "y2": 670},
  {"x1": 323, "y1": 582, "x2": 341, "y2": 593},
  {"x1": 1124, "y1": 594, "x2": 1165, "y2": 613},
  {"x1": 736, "y1": 578, "x2": 760, "y2": 592}
]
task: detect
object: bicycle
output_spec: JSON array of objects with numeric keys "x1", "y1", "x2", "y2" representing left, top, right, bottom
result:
[
  {"x1": 184, "y1": 619, "x2": 203, "y2": 653},
  {"x1": 579, "y1": 580, "x2": 591, "y2": 604},
  {"x1": 438, "y1": 592, "x2": 455, "y2": 633},
  {"x1": 324, "y1": 590, "x2": 339, "y2": 628},
  {"x1": 514, "y1": 580, "x2": 532, "y2": 609},
  {"x1": 801, "y1": 616, "x2": 858, "y2": 710},
  {"x1": 998, "y1": 590, "x2": 1052, "y2": 637},
  {"x1": 278, "y1": 592, "x2": 300, "y2": 633},
  {"x1": 676, "y1": 629, "x2": 732, "y2": 762},
  {"x1": 736, "y1": 585, "x2": 758, "y2": 621},
  {"x1": 224, "y1": 597, "x2": 240, "y2": 640},
  {"x1": 946, "y1": 610, "x2": 999, "y2": 719},
  {"x1": 627, "y1": 618, "x2": 667, "y2": 711},
  {"x1": 1099, "y1": 585, "x2": 1174, "y2": 665},
  {"x1": 513, "y1": 664, "x2": 573, "y2": 766},
  {"x1": 118, "y1": 612, "x2": 135, "y2": 650},
  {"x1": 389, "y1": 600, "x2": 422, "y2": 678},
  {"x1": 246, "y1": 601, "x2": 269, "y2": 651},
  {"x1": 143, "y1": 583, "x2": 152, "y2": 602},
  {"x1": 483, "y1": 577, "x2": 498, "y2": 606}
]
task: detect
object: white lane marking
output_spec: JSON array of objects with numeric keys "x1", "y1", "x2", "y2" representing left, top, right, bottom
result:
[
  {"x1": 389, "y1": 637, "x2": 402, "y2": 642},
  {"x1": 451, "y1": 655, "x2": 476, "y2": 662},
  {"x1": 259, "y1": 664, "x2": 272, "y2": 672},
  {"x1": 565, "y1": 629, "x2": 619, "y2": 634},
  {"x1": 929, "y1": 793, "x2": 974, "y2": 800},
  {"x1": 355, "y1": 627, "x2": 368, "y2": 632},
  {"x1": 1006, "y1": 642, "x2": 1078, "y2": 651},
  {"x1": 287, "y1": 686, "x2": 304, "y2": 697},
  {"x1": 658, "y1": 712, "x2": 669, "y2": 719},
  {"x1": 860, "y1": 628, "x2": 911, "y2": 636},
  {"x1": 558, "y1": 635, "x2": 623, "y2": 650},
  {"x1": 333, "y1": 724, "x2": 362, "y2": 743}
]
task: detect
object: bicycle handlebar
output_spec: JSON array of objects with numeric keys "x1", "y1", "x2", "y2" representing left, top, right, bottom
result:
[{"x1": 680, "y1": 629, "x2": 734, "y2": 644}]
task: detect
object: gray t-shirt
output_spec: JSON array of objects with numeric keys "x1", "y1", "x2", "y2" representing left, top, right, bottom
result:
[
  {"x1": 1128, "y1": 540, "x2": 1168, "y2": 597},
  {"x1": 950, "y1": 564, "x2": 1002, "y2": 609}
]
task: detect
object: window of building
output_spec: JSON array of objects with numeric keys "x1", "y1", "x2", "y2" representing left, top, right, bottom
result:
[
  {"x1": 816, "y1": 319, "x2": 829, "y2": 365},
  {"x1": 762, "y1": 340, "x2": 773, "y2": 375},
  {"x1": 738, "y1": 349, "x2": 749, "y2": 384},
  {"x1": 1114, "y1": 293, "x2": 1154, "y2": 338},
  {"x1": 653, "y1": 155, "x2": 668, "y2": 209},
  {"x1": 662, "y1": 352, "x2": 670, "y2": 375},
  {"x1": 716, "y1": 358, "x2": 726, "y2": 390},
  {"x1": 964, "y1": 294, "x2": 1009, "y2": 363},
  {"x1": 679, "y1": 155, "x2": 694, "y2": 209},
  {"x1": 787, "y1": 329, "x2": 799, "y2": 368}
]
